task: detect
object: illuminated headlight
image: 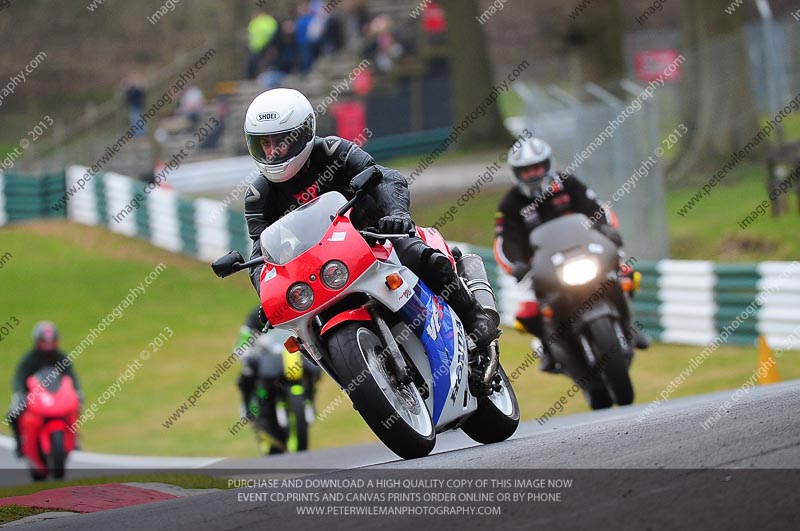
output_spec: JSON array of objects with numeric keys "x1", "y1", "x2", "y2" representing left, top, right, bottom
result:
[
  {"x1": 287, "y1": 283, "x2": 314, "y2": 311},
  {"x1": 321, "y1": 260, "x2": 349, "y2": 289},
  {"x1": 559, "y1": 257, "x2": 599, "y2": 286}
]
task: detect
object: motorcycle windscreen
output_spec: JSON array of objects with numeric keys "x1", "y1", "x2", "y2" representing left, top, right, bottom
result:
[
  {"x1": 26, "y1": 371, "x2": 79, "y2": 417},
  {"x1": 33, "y1": 368, "x2": 63, "y2": 393},
  {"x1": 530, "y1": 213, "x2": 608, "y2": 255},
  {"x1": 259, "y1": 192, "x2": 347, "y2": 265}
]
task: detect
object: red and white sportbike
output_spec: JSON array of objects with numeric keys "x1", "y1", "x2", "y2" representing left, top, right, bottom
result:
[{"x1": 213, "y1": 168, "x2": 519, "y2": 458}]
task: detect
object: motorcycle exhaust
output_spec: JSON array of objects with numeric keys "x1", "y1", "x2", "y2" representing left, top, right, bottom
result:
[{"x1": 456, "y1": 254, "x2": 500, "y2": 328}]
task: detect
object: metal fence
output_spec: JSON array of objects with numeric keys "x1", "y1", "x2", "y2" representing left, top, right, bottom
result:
[
  {"x1": 508, "y1": 79, "x2": 670, "y2": 262},
  {"x1": 508, "y1": 14, "x2": 800, "y2": 262}
]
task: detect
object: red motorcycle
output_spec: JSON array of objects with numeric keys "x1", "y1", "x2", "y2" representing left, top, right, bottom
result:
[
  {"x1": 18, "y1": 369, "x2": 80, "y2": 480},
  {"x1": 213, "y1": 168, "x2": 519, "y2": 459}
]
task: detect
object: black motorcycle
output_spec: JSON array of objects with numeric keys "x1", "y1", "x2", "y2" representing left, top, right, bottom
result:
[
  {"x1": 246, "y1": 331, "x2": 320, "y2": 454},
  {"x1": 528, "y1": 214, "x2": 637, "y2": 409}
]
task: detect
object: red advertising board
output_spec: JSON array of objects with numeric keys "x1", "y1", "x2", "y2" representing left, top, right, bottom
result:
[{"x1": 635, "y1": 49, "x2": 682, "y2": 83}]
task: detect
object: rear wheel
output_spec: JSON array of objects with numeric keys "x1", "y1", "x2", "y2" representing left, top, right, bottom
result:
[
  {"x1": 327, "y1": 323, "x2": 435, "y2": 459},
  {"x1": 460, "y1": 365, "x2": 519, "y2": 444},
  {"x1": 587, "y1": 318, "x2": 634, "y2": 406},
  {"x1": 50, "y1": 431, "x2": 66, "y2": 480}
]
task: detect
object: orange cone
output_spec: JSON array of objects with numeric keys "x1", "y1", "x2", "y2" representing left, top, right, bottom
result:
[{"x1": 757, "y1": 336, "x2": 781, "y2": 385}]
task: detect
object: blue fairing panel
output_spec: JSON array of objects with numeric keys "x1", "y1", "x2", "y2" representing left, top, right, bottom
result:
[{"x1": 397, "y1": 281, "x2": 455, "y2": 424}]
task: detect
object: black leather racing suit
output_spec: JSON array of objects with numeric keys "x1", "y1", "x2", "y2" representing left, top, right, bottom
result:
[
  {"x1": 244, "y1": 136, "x2": 410, "y2": 295},
  {"x1": 494, "y1": 172, "x2": 617, "y2": 279},
  {"x1": 494, "y1": 172, "x2": 625, "y2": 361},
  {"x1": 242, "y1": 135, "x2": 499, "y2": 365}
]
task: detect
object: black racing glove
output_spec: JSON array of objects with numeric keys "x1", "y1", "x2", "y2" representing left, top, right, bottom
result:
[
  {"x1": 511, "y1": 262, "x2": 531, "y2": 282},
  {"x1": 597, "y1": 224, "x2": 624, "y2": 247},
  {"x1": 377, "y1": 214, "x2": 416, "y2": 235}
]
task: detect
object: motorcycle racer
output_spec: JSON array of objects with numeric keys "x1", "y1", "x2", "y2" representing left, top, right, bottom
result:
[
  {"x1": 494, "y1": 137, "x2": 648, "y2": 372},
  {"x1": 242, "y1": 88, "x2": 499, "y2": 392},
  {"x1": 7, "y1": 322, "x2": 82, "y2": 457}
]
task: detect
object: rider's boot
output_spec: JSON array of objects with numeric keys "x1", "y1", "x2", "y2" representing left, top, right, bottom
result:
[
  {"x1": 518, "y1": 313, "x2": 559, "y2": 373},
  {"x1": 632, "y1": 329, "x2": 651, "y2": 349},
  {"x1": 425, "y1": 250, "x2": 500, "y2": 394},
  {"x1": 538, "y1": 345, "x2": 558, "y2": 373},
  {"x1": 394, "y1": 238, "x2": 500, "y2": 394},
  {"x1": 9, "y1": 415, "x2": 22, "y2": 458}
]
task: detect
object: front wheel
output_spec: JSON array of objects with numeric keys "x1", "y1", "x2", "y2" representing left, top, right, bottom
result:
[
  {"x1": 327, "y1": 323, "x2": 435, "y2": 459},
  {"x1": 50, "y1": 431, "x2": 66, "y2": 480},
  {"x1": 587, "y1": 318, "x2": 634, "y2": 406},
  {"x1": 460, "y1": 365, "x2": 520, "y2": 444}
]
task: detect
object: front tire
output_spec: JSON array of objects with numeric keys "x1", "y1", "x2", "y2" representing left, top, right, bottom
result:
[
  {"x1": 461, "y1": 365, "x2": 519, "y2": 444},
  {"x1": 327, "y1": 323, "x2": 435, "y2": 459},
  {"x1": 50, "y1": 431, "x2": 66, "y2": 480},
  {"x1": 587, "y1": 318, "x2": 634, "y2": 406}
]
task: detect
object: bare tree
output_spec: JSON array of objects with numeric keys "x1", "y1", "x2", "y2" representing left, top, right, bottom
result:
[
  {"x1": 563, "y1": 0, "x2": 625, "y2": 88},
  {"x1": 673, "y1": 0, "x2": 759, "y2": 175},
  {"x1": 440, "y1": 0, "x2": 509, "y2": 146}
]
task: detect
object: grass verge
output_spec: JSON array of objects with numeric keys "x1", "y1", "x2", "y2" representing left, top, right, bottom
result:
[
  {"x1": 1, "y1": 220, "x2": 797, "y2": 458},
  {"x1": 0, "y1": 506, "x2": 56, "y2": 526}
]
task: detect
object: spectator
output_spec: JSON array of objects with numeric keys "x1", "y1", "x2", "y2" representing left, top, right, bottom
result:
[
  {"x1": 308, "y1": 0, "x2": 342, "y2": 57},
  {"x1": 178, "y1": 84, "x2": 204, "y2": 132},
  {"x1": 349, "y1": 0, "x2": 372, "y2": 45},
  {"x1": 122, "y1": 76, "x2": 146, "y2": 136},
  {"x1": 259, "y1": 19, "x2": 300, "y2": 88},
  {"x1": 295, "y1": 1, "x2": 315, "y2": 74},
  {"x1": 362, "y1": 15, "x2": 403, "y2": 73},
  {"x1": 246, "y1": 9, "x2": 279, "y2": 79},
  {"x1": 421, "y1": 1, "x2": 447, "y2": 47},
  {"x1": 200, "y1": 96, "x2": 229, "y2": 150}
]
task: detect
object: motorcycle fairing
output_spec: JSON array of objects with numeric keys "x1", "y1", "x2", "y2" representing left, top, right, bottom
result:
[{"x1": 397, "y1": 281, "x2": 474, "y2": 425}]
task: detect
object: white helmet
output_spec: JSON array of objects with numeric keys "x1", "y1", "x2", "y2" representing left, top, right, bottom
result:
[
  {"x1": 508, "y1": 137, "x2": 556, "y2": 199},
  {"x1": 244, "y1": 88, "x2": 316, "y2": 183}
]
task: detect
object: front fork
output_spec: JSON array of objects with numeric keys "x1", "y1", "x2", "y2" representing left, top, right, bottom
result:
[
  {"x1": 480, "y1": 341, "x2": 500, "y2": 389},
  {"x1": 366, "y1": 304, "x2": 413, "y2": 385}
]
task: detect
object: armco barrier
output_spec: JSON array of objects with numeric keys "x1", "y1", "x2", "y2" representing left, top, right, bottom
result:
[
  {"x1": 3, "y1": 166, "x2": 798, "y2": 350},
  {"x1": 627, "y1": 260, "x2": 800, "y2": 349},
  {"x1": 0, "y1": 171, "x2": 66, "y2": 224},
  {"x1": 0, "y1": 172, "x2": 6, "y2": 226},
  {"x1": 60, "y1": 165, "x2": 233, "y2": 258}
]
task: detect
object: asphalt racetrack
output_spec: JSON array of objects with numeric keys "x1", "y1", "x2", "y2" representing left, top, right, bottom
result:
[{"x1": 3, "y1": 380, "x2": 800, "y2": 530}]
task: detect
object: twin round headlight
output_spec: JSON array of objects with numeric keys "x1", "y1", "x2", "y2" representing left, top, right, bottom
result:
[
  {"x1": 321, "y1": 260, "x2": 349, "y2": 289},
  {"x1": 287, "y1": 260, "x2": 350, "y2": 311}
]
